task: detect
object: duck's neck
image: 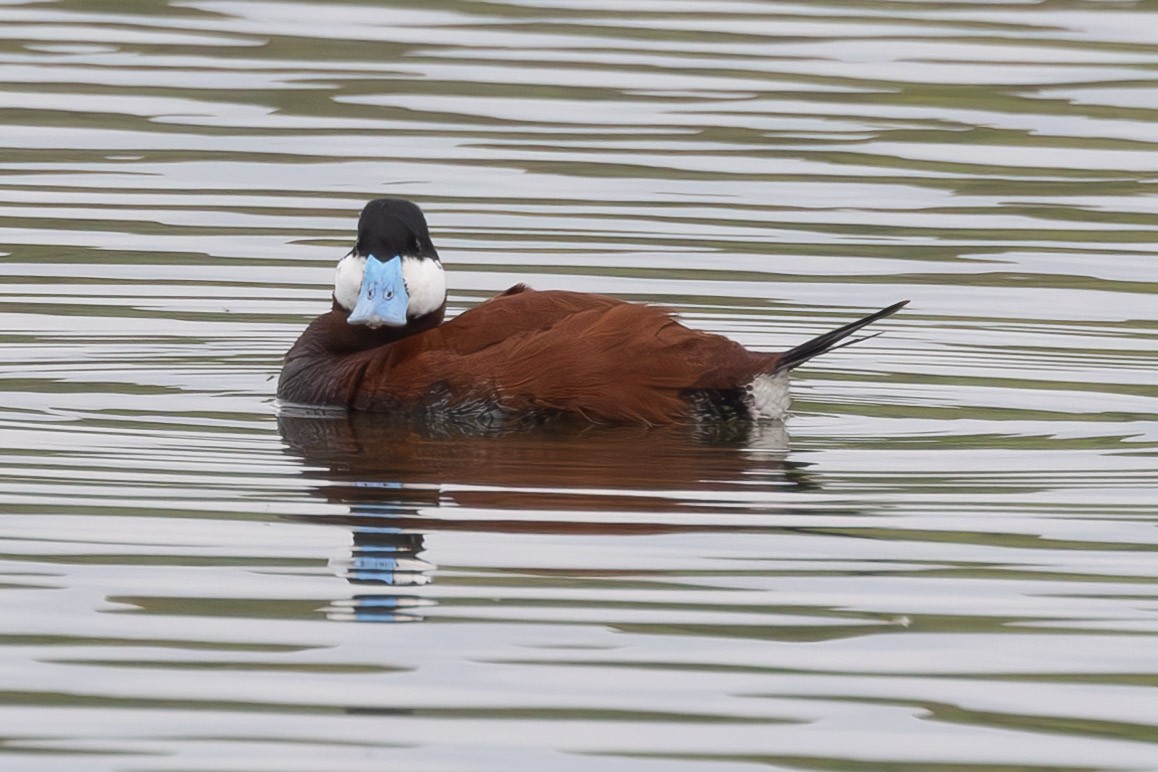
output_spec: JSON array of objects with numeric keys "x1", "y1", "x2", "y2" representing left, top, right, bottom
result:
[{"x1": 323, "y1": 299, "x2": 446, "y2": 353}]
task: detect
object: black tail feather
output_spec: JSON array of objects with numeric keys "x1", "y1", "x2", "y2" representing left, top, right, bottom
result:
[{"x1": 776, "y1": 300, "x2": 908, "y2": 372}]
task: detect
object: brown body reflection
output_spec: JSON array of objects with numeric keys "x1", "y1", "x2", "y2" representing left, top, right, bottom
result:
[{"x1": 278, "y1": 410, "x2": 818, "y2": 621}]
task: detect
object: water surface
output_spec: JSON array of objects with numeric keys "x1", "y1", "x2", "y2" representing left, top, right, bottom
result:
[{"x1": 1, "y1": 1, "x2": 1157, "y2": 769}]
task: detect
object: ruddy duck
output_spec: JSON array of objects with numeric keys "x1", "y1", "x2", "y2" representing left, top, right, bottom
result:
[{"x1": 278, "y1": 198, "x2": 907, "y2": 425}]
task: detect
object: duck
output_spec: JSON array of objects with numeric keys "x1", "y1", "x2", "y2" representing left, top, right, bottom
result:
[{"x1": 278, "y1": 198, "x2": 907, "y2": 426}]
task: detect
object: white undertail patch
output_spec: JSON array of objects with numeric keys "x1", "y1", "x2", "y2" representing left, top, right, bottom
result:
[
  {"x1": 745, "y1": 370, "x2": 791, "y2": 421},
  {"x1": 401, "y1": 256, "x2": 446, "y2": 318},
  {"x1": 333, "y1": 252, "x2": 365, "y2": 311}
]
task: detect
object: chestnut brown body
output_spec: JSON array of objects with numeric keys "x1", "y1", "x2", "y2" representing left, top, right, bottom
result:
[
  {"x1": 278, "y1": 198, "x2": 907, "y2": 426},
  {"x1": 280, "y1": 285, "x2": 783, "y2": 425}
]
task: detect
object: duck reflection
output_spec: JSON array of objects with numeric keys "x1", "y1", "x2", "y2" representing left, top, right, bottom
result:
[{"x1": 278, "y1": 410, "x2": 817, "y2": 622}]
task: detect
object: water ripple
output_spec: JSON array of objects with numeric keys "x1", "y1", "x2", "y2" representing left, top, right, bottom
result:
[{"x1": 0, "y1": 0, "x2": 1156, "y2": 769}]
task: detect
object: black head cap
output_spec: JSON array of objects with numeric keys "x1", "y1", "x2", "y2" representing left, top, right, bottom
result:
[{"x1": 355, "y1": 198, "x2": 440, "y2": 263}]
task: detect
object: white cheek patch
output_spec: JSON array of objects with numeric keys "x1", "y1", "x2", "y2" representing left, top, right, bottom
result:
[
  {"x1": 333, "y1": 253, "x2": 366, "y2": 311},
  {"x1": 335, "y1": 253, "x2": 446, "y2": 319},
  {"x1": 401, "y1": 257, "x2": 446, "y2": 318}
]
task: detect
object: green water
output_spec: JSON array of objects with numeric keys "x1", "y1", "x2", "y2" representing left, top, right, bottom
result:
[{"x1": 0, "y1": 1, "x2": 1156, "y2": 769}]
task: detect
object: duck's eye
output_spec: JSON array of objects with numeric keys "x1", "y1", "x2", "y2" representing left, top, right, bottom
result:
[{"x1": 386, "y1": 290, "x2": 394, "y2": 300}]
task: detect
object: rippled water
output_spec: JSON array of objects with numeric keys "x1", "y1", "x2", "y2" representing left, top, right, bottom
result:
[{"x1": 2, "y1": 1, "x2": 1157, "y2": 769}]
